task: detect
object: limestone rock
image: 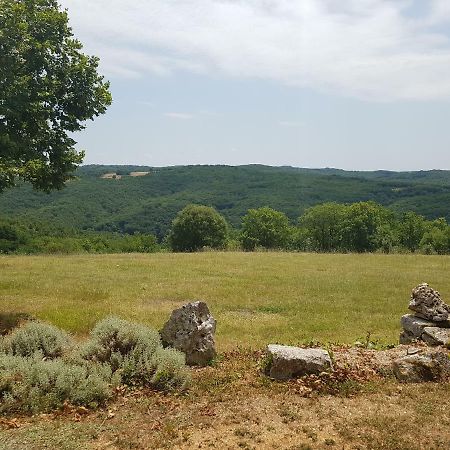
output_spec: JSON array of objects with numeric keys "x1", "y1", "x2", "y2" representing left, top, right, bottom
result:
[
  {"x1": 392, "y1": 351, "x2": 450, "y2": 382},
  {"x1": 399, "y1": 330, "x2": 416, "y2": 345},
  {"x1": 409, "y1": 283, "x2": 450, "y2": 322},
  {"x1": 422, "y1": 327, "x2": 450, "y2": 347},
  {"x1": 401, "y1": 314, "x2": 444, "y2": 338},
  {"x1": 265, "y1": 345, "x2": 333, "y2": 380},
  {"x1": 160, "y1": 301, "x2": 216, "y2": 366}
]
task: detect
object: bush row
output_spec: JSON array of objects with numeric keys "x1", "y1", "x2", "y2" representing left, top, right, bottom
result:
[{"x1": 0, "y1": 318, "x2": 190, "y2": 414}]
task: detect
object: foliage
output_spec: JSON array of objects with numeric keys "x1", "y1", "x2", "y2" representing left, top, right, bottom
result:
[
  {"x1": 0, "y1": 318, "x2": 190, "y2": 413},
  {"x1": 169, "y1": 204, "x2": 229, "y2": 252},
  {"x1": 0, "y1": 222, "x2": 22, "y2": 253},
  {"x1": 0, "y1": 0, "x2": 111, "y2": 192},
  {"x1": 80, "y1": 317, "x2": 190, "y2": 390},
  {"x1": 398, "y1": 211, "x2": 426, "y2": 252},
  {"x1": 240, "y1": 206, "x2": 291, "y2": 250},
  {"x1": 2, "y1": 321, "x2": 72, "y2": 358},
  {"x1": 0, "y1": 353, "x2": 113, "y2": 413},
  {"x1": 300, "y1": 203, "x2": 346, "y2": 252},
  {"x1": 0, "y1": 165, "x2": 448, "y2": 240}
]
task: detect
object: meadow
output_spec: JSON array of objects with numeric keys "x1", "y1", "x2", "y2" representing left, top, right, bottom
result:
[
  {"x1": 1, "y1": 252, "x2": 449, "y2": 348},
  {"x1": 2, "y1": 252, "x2": 450, "y2": 449}
]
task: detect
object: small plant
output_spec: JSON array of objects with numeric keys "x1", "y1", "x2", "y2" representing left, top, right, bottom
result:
[
  {"x1": 0, "y1": 353, "x2": 114, "y2": 414},
  {"x1": 2, "y1": 321, "x2": 72, "y2": 358},
  {"x1": 80, "y1": 317, "x2": 190, "y2": 390}
]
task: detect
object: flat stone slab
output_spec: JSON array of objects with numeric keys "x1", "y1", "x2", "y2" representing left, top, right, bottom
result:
[
  {"x1": 401, "y1": 314, "x2": 442, "y2": 338},
  {"x1": 265, "y1": 345, "x2": 333, "y2": 380},
  {"x1": 422, "y1": 327, "x2": 450, "y2": 346}
]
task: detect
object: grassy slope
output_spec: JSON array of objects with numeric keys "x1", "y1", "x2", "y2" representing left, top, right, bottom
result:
[
  {"x1": 1, "y1": 252, "x2": 448, "y2": 348},
  {"x1": 0, "y1": 165, "x2": 449, "y2": 237}
]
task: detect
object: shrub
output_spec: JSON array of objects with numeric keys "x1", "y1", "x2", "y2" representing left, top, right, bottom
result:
[
  {"x1": 169, "y1": 204, "x2": 229, "y2": 252},
  {"x1": 2, "y1": 321, "x2": 72, "y2": 359},
  {"x1": 0, "y1": 353, "x2": 113, "y2": 413},
  {"x1": 80, "y1": 317, "x2": 190, "y2": 390}
]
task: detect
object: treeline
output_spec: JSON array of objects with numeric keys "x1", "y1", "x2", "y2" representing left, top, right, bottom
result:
[{"x1": 1, "y1": 201, "x2": 449, "y2": 255}]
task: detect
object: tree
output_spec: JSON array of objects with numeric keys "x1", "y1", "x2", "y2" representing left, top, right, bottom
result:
[
  {"x1": 0, "y1": 0, "x2": 111, "y2": 192},
  {"x1": 299, "y1": 202, "x2": 346, "y2": 252},
  {"x1": 341, "y1": 201, "x2": 392, "y2": 252},
  {"x1": 240, "y1": 207, "x2": 290, "y2": 250},
  {"x1": 398, "y1": 211, "x2": 426, "y2": 252},
  {"x1": 168, "y1": 204, "x2": 229, "y2": 252}
]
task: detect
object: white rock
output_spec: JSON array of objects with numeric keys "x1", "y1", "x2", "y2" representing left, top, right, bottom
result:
[
  {"x1": 265, "y1": 344, "x2": 333, "y2": 380},
  {"x1": 160, "y1": 301, "x2": 216, "y2": 366}
]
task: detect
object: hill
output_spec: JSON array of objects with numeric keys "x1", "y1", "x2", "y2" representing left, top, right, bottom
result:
[{"x1": 0, "y1": 164, "x2": 449, "y2": 238}]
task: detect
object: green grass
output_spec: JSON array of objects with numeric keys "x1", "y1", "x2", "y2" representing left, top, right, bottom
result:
[{"x1": 0, "y1": 252, "x2": 449, "y2": 349}]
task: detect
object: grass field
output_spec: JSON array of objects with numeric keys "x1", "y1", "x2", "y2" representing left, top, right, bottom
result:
[
  {"x1": 1, "y1": 252, "x2": 449, "y2": 348},
  {"x1": 1, "y1": 252, "x2": 450, "y2": 449}
]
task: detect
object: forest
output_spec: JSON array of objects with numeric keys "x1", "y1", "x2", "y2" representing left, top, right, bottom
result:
[{"x1": 1, "y1": 165, "x2": 449, "y2": 254}]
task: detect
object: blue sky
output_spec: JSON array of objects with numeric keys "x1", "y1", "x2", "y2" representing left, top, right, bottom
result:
[{"x1": 61, "y1": 0, "x2": 450, "y2": 170}]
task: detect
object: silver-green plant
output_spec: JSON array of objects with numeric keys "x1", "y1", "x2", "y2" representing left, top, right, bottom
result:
[
  {"x1": 0, "y1": 353, "x2": 114, "y2": 413},
  {"x1": 80, "y1": 316, "x2": 190, "y2": 390},
  {"x1": 2, "y1": 321, "x2": 72, "y2": 358}
]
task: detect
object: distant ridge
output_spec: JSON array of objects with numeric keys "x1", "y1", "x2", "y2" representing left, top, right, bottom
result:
[{"x1": 1, "y1": 165, "x2": 449, "y2": 238}]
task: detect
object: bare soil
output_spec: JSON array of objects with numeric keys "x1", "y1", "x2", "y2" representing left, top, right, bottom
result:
[{"x1": 1, "y1": 346, "x2": 449, "y2": 450}]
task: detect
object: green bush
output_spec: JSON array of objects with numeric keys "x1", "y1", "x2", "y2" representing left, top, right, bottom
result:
[
  {"x1": 2, "y1": 321, "x2": 72, "y2": 359},
  {"x1": 0, "y1": 318, "x2": 190, "y2": 414},
  {"x1": 80, "y1": 317, "x2": 190, "y2": 390},
  {"x1": 0, "y1": 353, "x2": 113, "y2": 414}
]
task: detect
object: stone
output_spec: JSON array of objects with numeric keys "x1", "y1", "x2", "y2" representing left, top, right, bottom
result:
[
  {"x1": 422, "y1": 327, "x2": 450, "y2": 347},
  {"x1": 393, "y1": 351, "x2": 450, "y2": 382},
  {"x1": 409, "y1": 283, "x2": 450, "y2": 322},
  {"x1": 265, "y1": 344, "x2": 333, "y2": 380},
  {"x1": 160, "y1": 301, "x2": 216, "y2": 366},
  {"x1": 400, "y1": 314, "x2": 445, "y2": 338},
  {"x1": 399, "y1": 330, "x2": 416, "y2": 345}
]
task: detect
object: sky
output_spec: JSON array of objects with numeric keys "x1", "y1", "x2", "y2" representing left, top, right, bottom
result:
[{"x1": 60, "y1": 0, "x2": 450, "y2": 170}]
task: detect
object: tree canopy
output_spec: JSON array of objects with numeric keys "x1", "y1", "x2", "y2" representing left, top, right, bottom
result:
[
  {"x1": 169, "y1": 204, "x2": 229, "y2": 252},
  {"x1": 240, "y1": 206, "x2": 291, "y2": 250},
  {"x1": 0, "y1": 0, "x2": 111, "y2": 192}
]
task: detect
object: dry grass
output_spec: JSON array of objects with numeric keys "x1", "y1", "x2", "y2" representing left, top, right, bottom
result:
[
  {"x1": 0, "y1": 253, "x2": 449, "y2": 349},
  {"x1": 0, "y1": 349, "x2": 449, "y2": 449}
]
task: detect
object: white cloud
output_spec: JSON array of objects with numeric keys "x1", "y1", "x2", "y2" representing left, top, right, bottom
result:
[
  {"x1": 61, "y1": 0, "x2": 450, "y2": 101},
  {"x1": 163, "y1": 112, "x2": 194, "y2": 120}
]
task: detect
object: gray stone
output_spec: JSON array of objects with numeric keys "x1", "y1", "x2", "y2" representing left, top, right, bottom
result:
[
  {"x1": 265, "y1": 345, "x2": 333, "y2": 380},
  {"x1": 409, "y1": 283, "x2": 450, "y2": 322},
  {"x1": 160, "y1": 301, "x2": 216, "y2": 366},
  {"x1": 422, "y1": 327, "x2": 450, "y2": 346},
  {"x1": 399, "y1": 330, "x2": 416, "y2": 345},
  {"x1": 400, "y1": 314, "x2": 444, "y2": 338},
  {"x1": 393, "y1": 351, "x2": 450, "y2": 382}
]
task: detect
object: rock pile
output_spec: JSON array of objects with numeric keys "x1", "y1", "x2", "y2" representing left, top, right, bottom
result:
[
  {"x1": 161, "y1": 301, "x2": 217, "y2": 366},
  {"x1": 400, "y1": 283, "x2": 450, "y2": 346},
  {"x1": 393, "y1": 350, "x2": 450, "y2": 382}
]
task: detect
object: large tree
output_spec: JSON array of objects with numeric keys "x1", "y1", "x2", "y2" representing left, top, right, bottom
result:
[
  {"x1": 240, "y1": 207, "x2": 291, "y2": 251},
  {"x1": 169, "y1": 204, "x2": 229, "y2": 252},
  {"x1": 0, "y1": 0, "x2": 111, "y2": 192}
]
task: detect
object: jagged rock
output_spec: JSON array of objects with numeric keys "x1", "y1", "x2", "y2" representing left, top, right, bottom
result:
[
  {"x1": 393, "y1": 351, "x2": 450, "y2": 382},
  {"x1": 160, "y1": 301, "x2": 216, "y2": 366},
  {"x1": 422, "y1": 327, "x2": 450, "y2": 347},
  {"x1": 264, "y1": 345, "x2": 333, "y2": 380},
  {"x1": 409, "y1": 283, "x2": 450, "y2": 322}
]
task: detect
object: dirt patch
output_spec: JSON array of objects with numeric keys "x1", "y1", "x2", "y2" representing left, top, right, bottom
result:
[{"x1": 1, "y1": 347, "x2": 449, "y2": 450}]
